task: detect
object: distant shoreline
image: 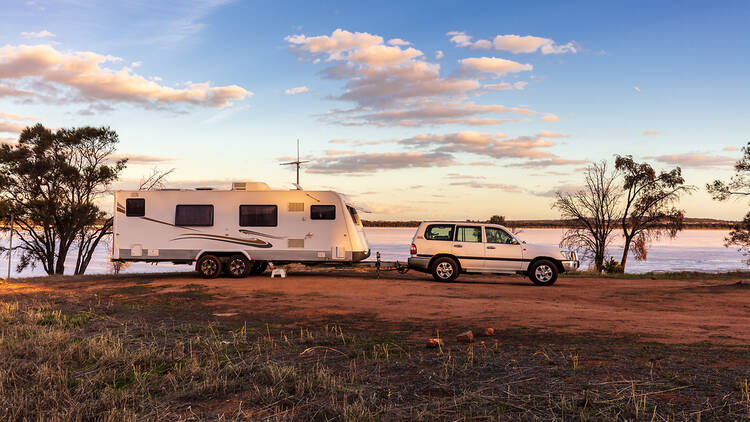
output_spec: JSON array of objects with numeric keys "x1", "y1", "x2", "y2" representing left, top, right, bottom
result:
[{"x1": 362, "y1": 218, "x2": 738, "y2": 230}]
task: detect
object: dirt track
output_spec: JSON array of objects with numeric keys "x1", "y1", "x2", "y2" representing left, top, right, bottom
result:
[{"x1": 12, "y1": 270, "x2": 750, "y2": 345}]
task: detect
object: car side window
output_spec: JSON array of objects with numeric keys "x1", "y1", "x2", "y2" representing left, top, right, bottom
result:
[
  {"x1": 424, "y1": 224, "x2": 455, "y2": 241},
  {"x1": 455, "y1": 226, "x2": 482, "y2": 242},
  {"x1": 485, "y1": 227, "x2": 514, "y2": 244}
]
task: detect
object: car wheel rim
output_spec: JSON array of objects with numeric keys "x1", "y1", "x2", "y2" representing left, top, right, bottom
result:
[
  {"x1": 436, "y1": 262, "x2": 453, "y2": 279},
  {"x1": 201, "y1": 260, "x2": 217, "y2": 275},
  {"x1": 229, "y1": 259, "x2": 245, "y2": 275},
  {"x1": 535, "y1": 264, "x2": 553, "y2": 282}
]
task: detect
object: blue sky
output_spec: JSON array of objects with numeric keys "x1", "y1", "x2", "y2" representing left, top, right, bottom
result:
[{"x1": 1, "y1": 0, "x2": 749, "y2": 220}]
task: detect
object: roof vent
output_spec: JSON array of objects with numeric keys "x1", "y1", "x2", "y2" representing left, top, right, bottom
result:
[{"x1": 232, "y1": 181, "x2": 270, "y2": 191}]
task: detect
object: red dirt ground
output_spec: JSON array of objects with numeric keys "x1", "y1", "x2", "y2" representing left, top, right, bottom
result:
[{"x1": 8, "y1": 270, "x2": 750, "y2": 345}]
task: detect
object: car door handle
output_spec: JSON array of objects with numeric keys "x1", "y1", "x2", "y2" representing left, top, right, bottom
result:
[
  {"x1": 453, "y1": 244, "x2": 462, "y2": 248},
  {"x1": 487, "y1": 246, "x2": 496, "y2": 249}
]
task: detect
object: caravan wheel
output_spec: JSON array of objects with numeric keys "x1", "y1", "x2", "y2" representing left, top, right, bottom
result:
[
  {"x1": 196, "y1": 255, "x2": 222, "y2": 279},
  {"x1": 227, "y1": 254, "x2": 251, "y2": 278}
]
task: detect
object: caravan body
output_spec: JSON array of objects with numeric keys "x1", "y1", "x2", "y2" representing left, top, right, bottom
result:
[{"x1": 112, "y1": 182, "x2": 370, "y2": 277}]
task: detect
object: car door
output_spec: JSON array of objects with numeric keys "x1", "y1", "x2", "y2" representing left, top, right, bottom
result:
[
  {"x1": 483, "y1": 226, "x2": 524, "y2": 272},
  {"x1": 452, "y1": 225, "x2": 485, "y2": 271}
]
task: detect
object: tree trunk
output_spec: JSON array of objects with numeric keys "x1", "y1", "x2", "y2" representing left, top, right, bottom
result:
[{"x1": 621, "y1": 235, "x2": 632, "y2": 270}]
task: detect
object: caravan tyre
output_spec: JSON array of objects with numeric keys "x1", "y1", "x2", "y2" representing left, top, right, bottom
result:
[
  {"x1": 196, "y1": 255, "x2": 222, "y2": 279},
  {"x1": 227, "y1": 254, "x2": 251, "y2": 278},
  {"x1": 250, "y1": 261, "x2": 268, "y2": 275}
]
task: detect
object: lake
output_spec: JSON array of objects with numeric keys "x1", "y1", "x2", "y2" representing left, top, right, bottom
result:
[{"x1": 1, "y1": 228, "x2": 746, "y2": 277}]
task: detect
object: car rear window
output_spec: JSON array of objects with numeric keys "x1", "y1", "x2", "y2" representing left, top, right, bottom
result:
[{"x1": 424, "y1": 224, "x2": 455, "y2": 241}]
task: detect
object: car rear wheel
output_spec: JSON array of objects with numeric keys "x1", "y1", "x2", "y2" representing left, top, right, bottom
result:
[
  {"x1": 196, "y1": 254, "x2": 222, "y2": 279},
  {"x1": 431, "y1": 257, "x2": 459, "y2": 282},
  {"x1": 529, "y1": 260, "x2": 558, "y2": 286},
  {"x1": 227, "y1": 254, "x2": 250, "y2": 278}
]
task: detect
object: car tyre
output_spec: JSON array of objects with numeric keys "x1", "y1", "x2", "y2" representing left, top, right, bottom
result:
[
  {"x1": 196, "y1": 254, "x2": 222, "y2": 279},
  {"x1": 529, "y1": 260, "x2": 558, "y2": 286},
  {"x1": 431, "y1": 257, "x2": 459, "y2": 282},
  {"x1": 227, "y1": 254, "x2": 251, "y2": 278},
  {"x1": 249, "y1": 261, "x2": 268, "y2": 276}
]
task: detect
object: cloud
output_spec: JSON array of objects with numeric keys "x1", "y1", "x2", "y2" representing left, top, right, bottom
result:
[
  {"x1": 324, "y1": 149, "x2": 355, "y2": 156},
  {"x1": 448, "y1": 32, "x2": 577, "y2": 54},
  {"x1": 286, "y1": 29, "x2": 542, "y2": 127},
  {"x1": 399, "y1": 130, "x2": 581, "y2": 166},
  {"x1": 646, "y1": 153, "x2": 735, "y2": 168},
  {"x1": 537, "y1": 130, "x2": 570, "y2": 138},
  {"x1": 533, "y1": 184, "x2": 584, "y2": 197},
  {"x1": 323, "y1": 100, "x2": 531, "y2": 127},
  {"x1": 633, "y1": 86, "x2": 641, "y2": 92},
  {"x1": 541, "y1": 114, "x2": 559, "y2": 122},
  {"x1": 485, "y1": 81, "x2": 528, "y2": 91},
  {"x1": 468, "y1": 161, "x2": 494, "y2": 166},
  {"x1": 449, "y1": 180, "x2": 524, "y2": 192},
  {"x1": 0, "y1": 44, "x2": 251, "y2": 109},
  {"x1": 284, "y1": 86, "x2": 310, "y2": 95},
  {"x1": 307, "y1": 151, "x2": 456, "y2": 174},
  {"x1": 387, "y1": 38, "x2": 411, "y2": 46},
  {"x1": 506, "y1": 158, "x2": 588, "y2": 168},
  {"x1": 20, "y1": 30, "x2": 56, "y2": 39},
  {"x1": 0, "y1": 112, "x2": 41, "y2": 121},
  {"x1": 723, "y1": 146, "x2": 739, "y2": 152},
  {"x1": 459, "y1": 57, "x2": 533, "y2": 76},
  {"x1": 435, "y1": 50, "x2": 444, "y2": 59},
  {"x1": 328, "y1": 138, "x2": 349, "y2": 144},
  {"x1": 109, "y1": 153, "x2": 174, "y2": 165},
  {"x1": 643, "y1": 130, "x2": 659, "y2": 136},
  {"x1": 0, "y1": 121, "x2": 26, "y2": 134}
]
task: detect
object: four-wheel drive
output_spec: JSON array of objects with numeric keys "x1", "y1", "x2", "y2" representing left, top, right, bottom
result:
[{"x1": 407, "y1": 221, "x2": 579, "y2": 285}]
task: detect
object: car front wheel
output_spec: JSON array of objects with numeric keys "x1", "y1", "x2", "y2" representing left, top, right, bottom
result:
[
  {"x1": 529, "y1": 260, "x2": 558, "y2": 286},
  {"x1": 431, "y1": 257, "x2": 459, "y2": 282}
]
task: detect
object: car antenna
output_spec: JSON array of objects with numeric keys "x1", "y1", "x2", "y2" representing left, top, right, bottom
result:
[{"x1": 280, "y1": 139, "x2": 309, "y2": 190}]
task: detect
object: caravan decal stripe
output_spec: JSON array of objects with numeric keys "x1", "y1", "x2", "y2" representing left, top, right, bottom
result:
[
  {"x1": 238, "y1": 229, "x2": 286, "y2": 239},
  {"x1": 141, "y1": 216, "x2": 199, "y2": 231},
  {"x1": 171, "y1": 235, "x2": 273, "y2": 248}
]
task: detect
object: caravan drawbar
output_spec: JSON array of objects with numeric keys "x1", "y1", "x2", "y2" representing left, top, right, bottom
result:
[{"x1": 112, "y1": 182, "x2": 371, "y2": 278}]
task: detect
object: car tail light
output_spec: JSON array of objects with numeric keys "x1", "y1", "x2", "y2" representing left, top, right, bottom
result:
[{"x1": 410, "y1": 243, "x2": 417, "y2": 255}]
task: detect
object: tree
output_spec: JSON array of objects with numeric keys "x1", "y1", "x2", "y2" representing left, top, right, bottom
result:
[
  {"x1": 708, "y1": 141, "x2": 750, "y2": 256},
  {"x1": 614, "y1": 155, "x2": 693, "y2": 269},
  {"x1": 0, "y1": 124, "x2": 126, "y2": 275},
  {"x1": 488, "y1": 215, "x2": 506, "y2": 225},
  {"x1": 553, "y1": 161, "x2": 622, "y2": 272}
]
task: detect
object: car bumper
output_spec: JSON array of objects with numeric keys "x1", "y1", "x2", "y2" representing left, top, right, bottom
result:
[
  {"x1": 408, "y1": 256, "x2": 431, "y2": 273},
  {"x1": 561, "y1": 260, "x2": 579, "y2": 272}
]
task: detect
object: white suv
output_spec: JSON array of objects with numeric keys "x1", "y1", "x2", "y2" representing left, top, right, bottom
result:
[{"x1": 407, "y1": 221, "x2": 578, "y2": 285}]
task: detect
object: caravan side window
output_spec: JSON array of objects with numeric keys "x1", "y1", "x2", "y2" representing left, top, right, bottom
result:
[
  {"x1": 125, "y1": 198, "x2": 145, "y2": 217},
  {"x1": 310, "y1": 205, "x2": 336, "y2": 220},
  {"x1": 239, "y1": 205, "x2": 277, "y2": 227},
  {"x1": 175, "y1": 205, "x2": 214, "y2": 226}
]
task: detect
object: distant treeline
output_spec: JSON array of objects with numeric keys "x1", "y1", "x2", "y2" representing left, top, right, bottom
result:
[{"x1": 362, "y1": 218, "x2": 738, "y2": 230}]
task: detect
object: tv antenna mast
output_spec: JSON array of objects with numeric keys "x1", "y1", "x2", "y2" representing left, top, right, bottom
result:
[{"x1": 280, "y1": 139, "x2": 309, "y2": 189}]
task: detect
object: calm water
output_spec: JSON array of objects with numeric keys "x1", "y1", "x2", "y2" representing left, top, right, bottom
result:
[{"x1": 1, "y1": 228, "x2": 746, "y2": 276}]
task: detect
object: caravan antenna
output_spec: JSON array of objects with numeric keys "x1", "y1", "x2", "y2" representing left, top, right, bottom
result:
[{"x1": 280, "y1": 139, "x2": 309, "y2": 189}]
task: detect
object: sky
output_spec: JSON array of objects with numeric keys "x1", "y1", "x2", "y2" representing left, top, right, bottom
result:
[{"x1": 1, "y1": 0, "x2": 749, "y2": 220}]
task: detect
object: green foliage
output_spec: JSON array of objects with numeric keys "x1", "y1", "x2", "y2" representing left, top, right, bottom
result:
[
  {"x1": 0, "y1": 124, "x2": 126, "y2": 274},
  {"x1": 603, "y1": 257, "x2": 624, "y2": 274},
  {"x1": 488, "y1": 215, "x2": 506, "y2": 225}
]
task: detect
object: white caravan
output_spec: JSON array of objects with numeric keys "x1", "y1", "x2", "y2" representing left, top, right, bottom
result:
[{"x1": 112, "y1": 182, "x2": 370, "y2": 278}]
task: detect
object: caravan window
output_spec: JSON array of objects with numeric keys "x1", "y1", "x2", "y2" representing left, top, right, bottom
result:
[
  {"x1": 175, "y1": 205, "x2": 214, "y2": 226},
  {"x1": 239, "y1": 205, "x2": 277, "y2": 227},
  {"x1": 125, "y1": 198, "x2": 145, "y2": 217},
  {"x1": 310, "y1": 205, "x2": 336, "y2": 220},
  {"x1": 347, "y1": 205, "x2": 361, "y2": 226}
]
